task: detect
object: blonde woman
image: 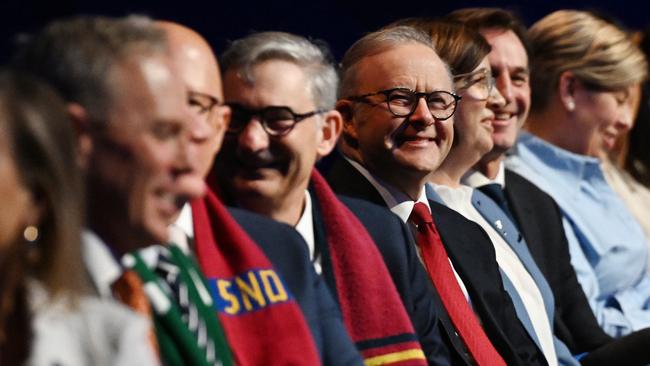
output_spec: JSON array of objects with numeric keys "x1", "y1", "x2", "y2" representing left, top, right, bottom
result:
[{"x1": 507, "y1": 10, "x2": 650, "y2": 338}]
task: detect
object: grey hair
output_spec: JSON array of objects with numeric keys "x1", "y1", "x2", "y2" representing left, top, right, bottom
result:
[
  {"x1": 13, "y1": 15, "x2": 168, "y2": 124},
  {"x1": 339, "y1": 25, "x2": 449, "y2": 98},
  {"x1": 220, "y1": 31, "x2": 338, "y2": 110}
]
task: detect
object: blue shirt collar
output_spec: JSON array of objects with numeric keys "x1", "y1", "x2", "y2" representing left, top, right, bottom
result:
[{"x1": 516, "y1": 132, "x2": 605, "y2": 185}]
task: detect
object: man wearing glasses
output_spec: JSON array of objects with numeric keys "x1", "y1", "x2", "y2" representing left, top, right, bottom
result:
[
  {"x1": 441, "y1": 8, "x2": 650, "y2": 366},
  {"x1": 324, "y1": 25, "x2": 547, "y2": 366},
  {"x1": 214, "y1": 31, "x2": 452, "y2": 365},
  {"x1": 156, "y1": 22, "x2": 365, "y2": 365}
]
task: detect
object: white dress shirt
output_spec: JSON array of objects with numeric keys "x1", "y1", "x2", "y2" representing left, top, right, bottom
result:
[
  {"x1": 295, "y1": 191, "x2": 322, "y2": 274},
  {"x1": 28, "y1": 281, "x2": 158, "y2": 366},
  {"x1": 432, "y1": 183, "x2": 558, "y2": 366}
]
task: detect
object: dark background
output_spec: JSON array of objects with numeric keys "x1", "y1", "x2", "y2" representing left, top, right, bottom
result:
[{"x1": 1, "y1": 0, "x2": 647, "y2": 62}]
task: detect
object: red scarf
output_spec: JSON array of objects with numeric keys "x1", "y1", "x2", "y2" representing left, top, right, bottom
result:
[
  {"x1": 191, "y1": 188, "x2": 321, "y2": 365},
  {"x1": 310, "y1": 170, "x2": 427, "y2": 365}
]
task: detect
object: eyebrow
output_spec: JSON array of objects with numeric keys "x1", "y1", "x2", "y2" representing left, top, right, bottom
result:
[{"x1": 511, "y1": 67, "x2": 530, "y2": 75}]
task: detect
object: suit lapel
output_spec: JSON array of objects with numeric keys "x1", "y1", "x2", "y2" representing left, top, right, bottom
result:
[
  {"x1": 500, "y1": 271, "x2": 543, "y2": 349},
  {"x1": 504, "y1": 170, "x2": 540, "y2": 248},
  {"x1": 321, "y1": 151, "x2": 386, "y2": 206},
  {"x1": 470, "y1": 189, "x2": 556, "y2": 323}
]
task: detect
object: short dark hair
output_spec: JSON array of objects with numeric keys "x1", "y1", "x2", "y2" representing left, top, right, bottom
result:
[
  {"x1": 446, "y1": 7, "x2": 531, "y2": 57},
  {"x1": 12, "y1": 15, "x2": 167, "y2": 124}
]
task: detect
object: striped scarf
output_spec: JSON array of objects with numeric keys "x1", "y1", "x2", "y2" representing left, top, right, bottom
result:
[
  {"x1": 310, "y1": 170, "x2": 427, "y2": 366},
  {"x1": 191, "y1": 188, "x2": 321, "y2": 365}
]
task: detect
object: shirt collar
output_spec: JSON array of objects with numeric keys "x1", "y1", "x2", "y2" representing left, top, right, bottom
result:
[
  {"x1": 83, "y1": 229, "x2": 167, "y2": 298},
  {"x1": 168, "y1": 203, "x2": 194, "y2": 255},
  {"x1": 462, "y1": 162, "x2": 506, "y2": 188},
  {"x1": 173, "y1": 203, "x2": 194, "y2": 239},
  {"x1": 345, "y1": 156, "x2": 430, "y2": 222},
  {"x1": 431, "y1": 183, "x2": 474, "y2": 205},
  {"x1": 516, "y1": 131, "x2": 603, "y2": 183},
  {"x1": 295, "y1": 190, "x2": 315, "y2": 260},
  {"x1": 82, "y1": 229, "x2": 123, "y2": 298}
]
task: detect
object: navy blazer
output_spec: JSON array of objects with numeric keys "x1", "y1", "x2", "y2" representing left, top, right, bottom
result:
[
  {"x1": 504, "y1": 170, "x2": 613, "y2": 353},
  {"x1": 321, "y1": 153, "x2": 547, "y2": 366},
  {"x1": 229, "y1": 207, "x2": 363, "y2": 366},
  {"x1": 309, "y1": 190, "x2": 451, "y2": 366}
]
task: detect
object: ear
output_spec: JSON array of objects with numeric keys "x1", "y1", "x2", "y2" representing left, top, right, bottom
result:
[
  {"x1": 211, "y1": 104, "x2": 231, "y2": 153},
  {"x1": 335, "y1": 99, "x2": 358, "y2": 141},
  {"x1": 558, "y1": 71, "x2": 578, "y2": 113},
  {"x1": 316, "y1": 109, "x2": 343, "y2": 158},
  {"x1": 66, "y1": 103, "x2": 93, "y2": 169},
  {"x1": 26, "y1": 196, "x2": 45, "y2": 229},
  {"x1": 20, "y1": 186, "x2": 46, "y2": 243}
]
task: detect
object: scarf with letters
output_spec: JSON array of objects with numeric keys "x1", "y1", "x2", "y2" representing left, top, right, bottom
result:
[
  {"x1": 310, "y1": 170, "x2": 427, "y2": 365},
  {"x1": 191, "y1": 187, "x2": 321, "y2": 365}
]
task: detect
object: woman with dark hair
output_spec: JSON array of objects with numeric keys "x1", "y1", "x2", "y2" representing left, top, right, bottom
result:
[
  {"x1": 417, "y1": 20, "x2": 567, "y2": 366},
  {"x1": 0, "y1": 69, "x2": 157, "y2": 365}
]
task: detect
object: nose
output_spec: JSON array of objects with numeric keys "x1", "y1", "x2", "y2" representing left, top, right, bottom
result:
[
  {"x1": 409, "y1": 96, "x2": 436, "y2": 127},
  {"x1": 496, "y1": 74, "x2": 514, "y2": 105},
  {"x1": 615, "y1": 105, "x2": 635, "y2": 133},
  {"x1": 173, "y1": 124, "x2": 207, "y2": 201},
  {"x1": 237, "y1": 117, "x2": 271, "y2": 153},
  {"x1": 487, "y1": 83, "x2": 507, "y2": 110}
]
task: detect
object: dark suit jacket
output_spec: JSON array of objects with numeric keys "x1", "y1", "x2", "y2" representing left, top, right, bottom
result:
[
  {"x1": 321, "y1": 154, "x2": 547, "y2": 366},
  {"x1": 310, "y1": 191, "x2": 451, "y2": 366},
  {"x1": 504, "y1": 169, "x2": 613, "y2": 354},
  {"x1": 229, "y1": 207, "x2": 363, "y2": 366}
]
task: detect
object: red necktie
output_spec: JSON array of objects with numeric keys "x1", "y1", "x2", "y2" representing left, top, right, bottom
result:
[
  {"x1": 112, "y1": 270, "x2": 160, "y2": 357},
  {"x1": 409, "y1": 202, "x2": 506, "y2": 366}
]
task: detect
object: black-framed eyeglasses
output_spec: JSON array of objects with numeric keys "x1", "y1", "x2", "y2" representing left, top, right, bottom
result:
[
  {"x1": 226, "y1": 103, "x2": 327, "y2": 137},
  {"x1": 454, "y1": 68, "x2": 496, "y2": 101},
  {"x1": 345, "y1": 87, "x2": 461, "y2": 121},
  {"x1": 188, "y1": 90, "x2": 221, "y2": 126}
]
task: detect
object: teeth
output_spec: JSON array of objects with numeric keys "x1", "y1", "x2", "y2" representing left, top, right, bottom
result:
[{"x1": 494, "y1": 113, "x2": 511, "y2": 120}]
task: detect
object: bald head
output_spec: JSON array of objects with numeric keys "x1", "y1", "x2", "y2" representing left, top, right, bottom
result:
[
  {"x1": 158, "y1": 21, "x2": 223, "y2": 99},
  {"x1": 157, "y1": 21, "x2": 229, "y2": 179}
]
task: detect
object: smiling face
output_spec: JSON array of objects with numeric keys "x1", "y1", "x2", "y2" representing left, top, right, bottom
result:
[
  {"x1": 341, "y1": 43, "x2": 454, "y2": 194},
  {"x1": 218, "y1": 59, "x2": 328, "y2": 212},
  {"x1": 453, "y1": 57, "x2": 503, "y2": 159},
  {"x1": 86, "y1": 55, "x2": 205, "y2": 249},
  {"x1": 481, "y1": 29, "x2": 531, "y2": 154},
  {"x1": 570, "y1": 84, "x2": 636, "y2": 157},
  {"x1": 164, "y1": 22, "x2": 230, "y2": 179}
]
